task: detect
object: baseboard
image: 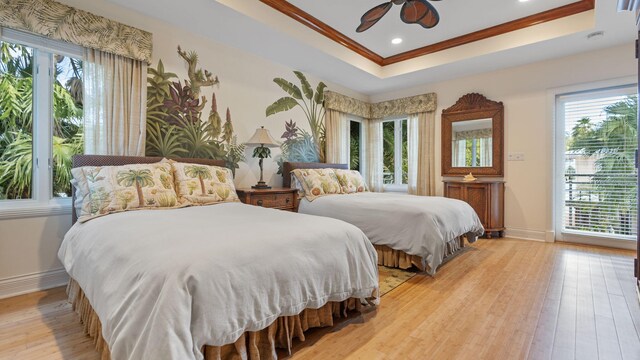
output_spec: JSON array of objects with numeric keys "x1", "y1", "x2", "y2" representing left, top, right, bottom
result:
[
  {"x1": 0, "y1": 268, "x2": 69, "y2": 300},
  {"x1": 559, "y1": 234, "x2": 637, "y2": 250},
  {"x1": 545, "y1": 231, "x2": 555, "y2": 243},
  {"x1": 504, "y1": 228, "x2": 547, "y2": 242}
]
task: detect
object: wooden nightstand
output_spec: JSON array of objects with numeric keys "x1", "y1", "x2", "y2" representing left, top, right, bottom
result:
[{"x1": 236, "y1": 188, "x2": 298, "y2": 212}]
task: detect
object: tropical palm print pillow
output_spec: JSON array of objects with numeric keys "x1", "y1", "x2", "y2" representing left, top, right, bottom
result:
[
  {"x1": 71, "y1": 167, "x2": 91, "y2": 218},
  {"x1": 291, "y1": 168, "x2": 342, "y2": 201},
  {"x1": 335, "y1": 169, "x2": 369, "y2": 194},
  {"x1": 172, "y1": 162, "x2": 239, "y2": 205},
  {"x1": 77, "y1": 162, "x2": 180, "y2": 222}
]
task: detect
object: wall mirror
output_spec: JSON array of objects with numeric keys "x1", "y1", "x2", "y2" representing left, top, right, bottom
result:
[{"x1": 442, "y1": 93, "x2": 504, "y2": 177}]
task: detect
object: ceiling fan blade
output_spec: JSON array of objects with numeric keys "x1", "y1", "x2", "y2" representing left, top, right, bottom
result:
[
  {"x1": 356, "y1": 2, "x2": 393, "y2": 33},
  {"x1": 400, "y1": 0, "x2": 440, "y2": 28}
]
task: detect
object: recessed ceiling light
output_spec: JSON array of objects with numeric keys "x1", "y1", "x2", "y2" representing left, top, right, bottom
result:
[
  {"x1": 518, "y1": 0, "x2": 530, "y2": 2},
  {"x1": 391, "y1": 38, "x2": 403, "y2": 45}
]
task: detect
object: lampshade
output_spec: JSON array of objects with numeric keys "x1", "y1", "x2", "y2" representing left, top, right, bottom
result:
[{"x1": 245, "y1": 126, "x2": 279, "y2": 147}]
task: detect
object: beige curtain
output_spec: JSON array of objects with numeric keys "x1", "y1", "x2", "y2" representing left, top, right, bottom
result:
[
  {"x1": 479, "y1": 138, "x2": 492, "y2": 166},
  {"x1": 407, "y1": 112, "x2": 435, "y2": 196},
  {"x1": 453, "y1": 140, "x2": 466, "y2": 167},
  {"x1": 364, "y1": 119, "x2": 384, "y2": 192},
  {"x1": 325, "y1": 109, "x2": 350, "y2": 164},
  {"x1": 84, "y1": 49, "x2": 147, "y2": 156}
]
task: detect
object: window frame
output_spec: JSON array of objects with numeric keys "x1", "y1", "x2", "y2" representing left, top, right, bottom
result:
[
  {"x1": 554, "y1": 83, "x2": 638, "y2": 244},
  {"x1": 382, "y1": 117, "x2": 408, "y2": 193},
  {"x1": 0, "y1": 29, "x2": 83, "y2": 218}
]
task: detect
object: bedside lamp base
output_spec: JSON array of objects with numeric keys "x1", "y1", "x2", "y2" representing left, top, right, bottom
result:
[{"x1": 252, "y1": 181, "x2": 271, "y2": 190}]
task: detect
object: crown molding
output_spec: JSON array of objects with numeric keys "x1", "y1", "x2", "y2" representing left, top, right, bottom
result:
[{"x1": 260, "y1": 0, "x2": 595, "y2": 66}]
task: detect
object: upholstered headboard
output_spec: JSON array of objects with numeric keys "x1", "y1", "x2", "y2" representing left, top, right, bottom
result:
[
  {"x1": 71, "y1": 155, "x2": 226, "y2": 224},
  {"x1": 282, "y1": 162, "x2": 349, "y2": 188}
]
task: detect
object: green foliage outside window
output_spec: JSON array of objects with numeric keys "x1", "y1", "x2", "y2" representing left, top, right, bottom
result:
[
  {"x1": 382, "y1": 120, "x2": 408, "y2": 185},
  {"x1": 0, "y1": 41, "x2": 83, "y2": 200},
  {"x1": 566, "y1": 96, "x2": 638, "y2": 236}
]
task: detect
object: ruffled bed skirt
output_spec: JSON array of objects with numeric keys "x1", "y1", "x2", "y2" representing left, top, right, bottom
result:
[
  {"x1": 374, "y1": 234, "x2": 473, "y2": 272},
  {"x1": 67, "y1": 279, "x2": 367, "y2": 360},
  {"x1": 374, "y1": 245, "x2": 425, "y2": 271}
]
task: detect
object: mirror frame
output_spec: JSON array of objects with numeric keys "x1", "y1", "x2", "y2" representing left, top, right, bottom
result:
[{"x1": 442, "y1": 93, "x2": 504, "y2": 177}]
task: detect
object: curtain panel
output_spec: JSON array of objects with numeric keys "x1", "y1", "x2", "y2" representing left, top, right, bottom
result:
[
  {"x1": 0, "y1": 0, "x2": 152, "y2": 63},
  {"x1": 407, "y1": 112, "x2": 436, "y2": 196},
  {"x1": 365, "y1": 120, "x2": 384, "y2": 192},
  {"x1": 84, "y1": 49, "x2": 147, "y2": 156},
  {"x1": 325, "y1": 109, "x2": 350, "y2": 164}
]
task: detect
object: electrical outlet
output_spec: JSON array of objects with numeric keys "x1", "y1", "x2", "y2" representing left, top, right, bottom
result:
[{"x1": 508, "y1": 153, "x2": 525, "y2": 161}]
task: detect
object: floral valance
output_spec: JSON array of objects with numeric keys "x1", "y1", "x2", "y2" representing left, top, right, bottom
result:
[
  {"x1": 0, "y1": 0, "x2": 153, "y2": 64},
  {"x1": 370, "y1": 93, "x2": 437, "y2": 119},
  {"x1": 324, "y1": 91, "x2": 437, "y2": 119},
  {"x1": 453, "y1": 128, "x2": 492, "y2": 141},
  {"x1": 324, "y1": 91, "x2": 371, "y2": 119}
]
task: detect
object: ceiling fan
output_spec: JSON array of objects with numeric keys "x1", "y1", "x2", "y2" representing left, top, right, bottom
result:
[{"x1": 356, "y1": 0, "x2": 442, "y2": 33}]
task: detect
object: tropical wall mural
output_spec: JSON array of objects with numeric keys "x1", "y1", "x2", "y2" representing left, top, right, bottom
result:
[
  {"x1": 146, "y1": 45, "x2": 245, "y2": 175},
  {"x1": 266, "y1": 71, "x2": 326, "y2": 173}
]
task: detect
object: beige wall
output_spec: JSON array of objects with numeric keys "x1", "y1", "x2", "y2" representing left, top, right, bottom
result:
[
  {"x1": 370, "y1": 43, "x2": 636, "y2": 241},
  {"x1": 0, "y1": 0, "x2": 367, "y2": 294}
]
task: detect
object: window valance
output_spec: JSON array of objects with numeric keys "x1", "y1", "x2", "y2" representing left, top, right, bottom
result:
[
  {"x1": 324, "y1": 91, "x2": 371, "y2": 119},
  {"x1": 0, "y1": 0, "x2": 153, "y2": 64},
  {"x1": 324, "y1": 91, "x2": 437, "y2": 119},
  {"x1": 452, "y1": 129, "x2": 493, "y2": 141},
  {"x1": 370, "y1": 93, "x2": 437, "y2": 119}
]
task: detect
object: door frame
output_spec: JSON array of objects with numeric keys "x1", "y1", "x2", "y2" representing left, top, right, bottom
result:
[{"x1": 549, "y1": 77, "x2": 638, "y2": 250}]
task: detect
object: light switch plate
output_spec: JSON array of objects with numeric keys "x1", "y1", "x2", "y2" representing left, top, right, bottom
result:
[{"x1": 508, "y1": 153, "x2": 525, "y2": 161}]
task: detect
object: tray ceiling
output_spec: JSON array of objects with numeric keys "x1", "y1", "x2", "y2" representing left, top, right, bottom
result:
[{"x1": 262, "y1": 0, "x2": 595, "y2": 65}]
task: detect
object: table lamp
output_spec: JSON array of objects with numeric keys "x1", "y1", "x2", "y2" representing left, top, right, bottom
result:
[{"x1": 245, "y1": 126, "x2": 279, "y2": 189}]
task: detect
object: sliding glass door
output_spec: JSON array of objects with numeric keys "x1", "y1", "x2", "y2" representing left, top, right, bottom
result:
[{"x1": 556, "y1": 85, "x2": 638, "y2": 247}]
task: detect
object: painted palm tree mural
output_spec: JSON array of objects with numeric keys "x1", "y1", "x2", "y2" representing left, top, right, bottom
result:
[
  {"x1": 116, "y1": 169, "x2": 155, "y2": 208},
  {"x1": 146, "y1": 46, "x2": 245, "y2": 175},
  {"x1": 184, "y1": 165, "x2": 212, "y2": 195},
  {"x1": 266, "y1": 71, "x2": 327, "y2": 173}
]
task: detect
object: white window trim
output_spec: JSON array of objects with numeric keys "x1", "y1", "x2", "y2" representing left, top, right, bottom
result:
[
  {"x1": 382, "y1": 118, "x2": 408, "y2": 193},
  {"x1": 0, "y1": 29, "x2": 81, "y2": 219},
  {"x1": 551, "y1": 78, "x2": 638, "y2": 249}
]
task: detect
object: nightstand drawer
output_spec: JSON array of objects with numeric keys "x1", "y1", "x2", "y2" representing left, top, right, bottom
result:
[{"x1": 250, "y1": 193, "x2": 294, "y2": 208}]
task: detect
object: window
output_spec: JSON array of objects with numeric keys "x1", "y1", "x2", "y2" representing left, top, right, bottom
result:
[
  {"x1": 556, "y1": 85, "x2": 638, "y2": 240},
  {"x1": 383, "y1": 118, "x2": 408, "y2": 190},
  {"x1": 349, "y1": 120, "x2": 362, "y2": 172},
  {"x1": 0, "y1": 29, "x2": 83, "y2": 210}
]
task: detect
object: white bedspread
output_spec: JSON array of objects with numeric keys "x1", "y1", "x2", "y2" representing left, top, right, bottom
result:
[
  {"x1": 58, "y1": 203, "x2": 378, "y2": 360},
  {"x1": 298, "y1": 192, "x2": 484, "y2": 274}
]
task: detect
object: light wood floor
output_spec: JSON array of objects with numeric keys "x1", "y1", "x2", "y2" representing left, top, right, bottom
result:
[{"x1": 1, "y1": 239, "x2": 639, "y2": 360}]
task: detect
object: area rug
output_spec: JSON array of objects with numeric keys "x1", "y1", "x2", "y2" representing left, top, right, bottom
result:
[{"x1": 378, "y1": 266, "x2": 417, "y2": 296}]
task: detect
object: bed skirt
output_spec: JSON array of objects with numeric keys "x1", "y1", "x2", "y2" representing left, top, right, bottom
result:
[
  {"x1": 67, "y1": 279, "x2": 368, "y2": 360},
  {"x1": 374, "y1": 234, "x2": 473, "y2": 272}
]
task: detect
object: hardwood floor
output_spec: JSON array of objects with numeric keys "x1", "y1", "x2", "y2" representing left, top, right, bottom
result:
[{"x1": 0, "y1": 239, "x2": 638, "y2": 360}]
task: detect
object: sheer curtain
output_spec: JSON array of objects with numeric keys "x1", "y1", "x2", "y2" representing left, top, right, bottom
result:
[
  {"x1": 84, "y1": 48, "x2": 147, "y2": 156},
  {"x1": 325, "y1": 109, "x2": 349, "y2": 164},
  {"x1": 407, "y1": 112, "x2": 435, "y2": 196},
  {"x1": 365, "y1": 119, "x2": 384, "y2": 192}
]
